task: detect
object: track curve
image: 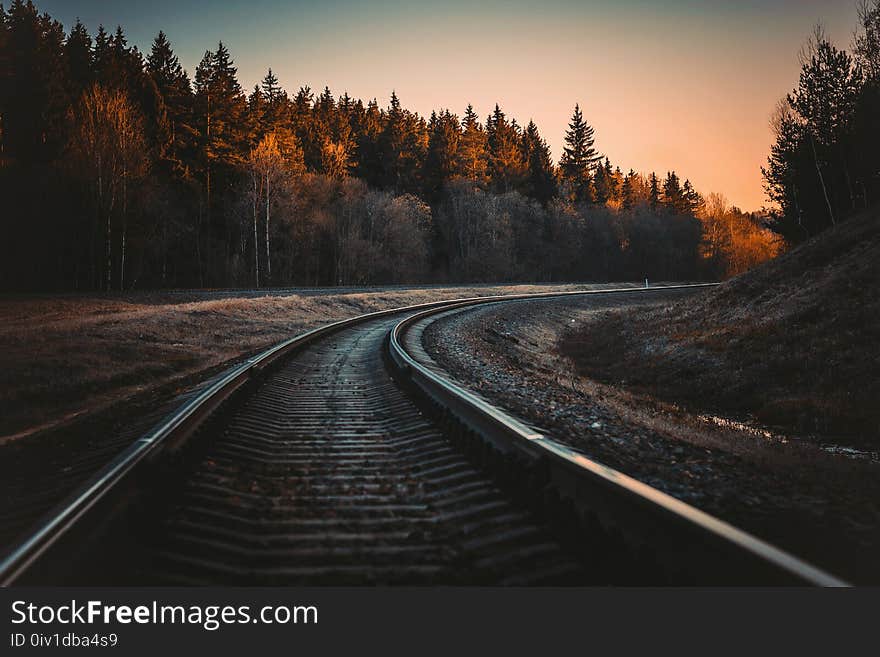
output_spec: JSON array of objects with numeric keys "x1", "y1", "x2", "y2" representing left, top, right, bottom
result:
[
  {"x1": 2, "y1": 284, "x2": 844, "y2": 586},
  {"x1": 122, "y1": 315, "x2": 585, "y2": 584}
]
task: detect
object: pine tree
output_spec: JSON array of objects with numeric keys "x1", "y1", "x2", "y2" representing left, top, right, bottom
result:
[
  {"x1": 486, "y1": 104, "x2": 525, "y2": 193},
  {"x1": 593, "y1": 158, "x2": 611, "y2": 205},
  {"x1": 663, "y1": 171, "x2": 684, "y2": 213},
  {"x1": 65, "y1": 20, "x2": 93, "y2": 97},
  {"x1": 247, "y1": 84, "x2": 266, "y2": 136},
  {"x1": 251, "y1": 69, "x2": 285, "y2": 139},
  {"x1": 559, "y1": 103, "x2": 601, "y2": 202},
  {"x1": 327, "y1": 91, "x2": 356, "y2": 159},
  {"x1": 206, "y1": 42, "x2": 247, "y2": 167},
  {"x1": 334, "y1": 92, "x2": 358, "y2": 153},
  {"x1": 606, "y1": 159, "x2": 619, "y2": 200},
  {"x1": 400, "y1": 110, "x2": 429, "y2": 193},
  {"x1": 649, "y1": 172, "x2": 661, "y2": 211},
  {"x1": 103, "y1": 26, "x2": 140, "y2": 92},
  {"x1": 379, "y1": 91, "x2": 427, "y2": 192},
  {"x1": 610, "y1": 165, "x2": 624, "y2": 204},
  {"x1": 337, "y1": 91, "x2": 353, "y2": 116},
  {"x1": 592, "y1": 157, "x2": 615, "y2": 204},
  {"x1": 521, "y1": 120, "x2": 556, "y2": 203},
  {"x1": 621, "y1": 170, "x2": 636, "y2": 211},
  {"x1": 379, "y1": 90, "x2": 404, "y2": 188},
  {"x1": 290, "y1": 85, "x2": 320, "y2": 170},
  {"x1": 762, "y1": 102, "x2": 810, "y2": 240},
  {"x1": 422, "y1": 109, "x2": 460, "y2": 201},
  {"x1": 92, "y1": 24, "x2": 110, "y2": 78},
  {"x1": 261, "y1": 68, "x2": 281, "y2": 105},
  {"x1": 146, "y1": 31, "x2": 193, "y2": 168},
  {"x1": 311, "y1": 85, "x2": 335, "y2": 173},
  {"x1": 313, "y1": 85, "x2": 334, "y2": 131},
  {"x1": 788, "y1": 34, "x2": 863, "y2": 223},
  {"x1": 310, "y1": 86, "x2": 355, "y2": 178},
  {"x1": 190, "y1": 49, "x2": 216, "y2": 280},
  {"x1": 3, "y1": 1, "x2": 68, "y2": 162},
  {"x1": 855, "y1": 0, "x2": 880, "y2": 80},
  {"x1": 147, "y1": 32, "x2": 179, "y2": 88},
  {"x1": 355, "y1": 98, "x2": 383, "y2": 185},
  {"x1": 682, "y1": 179, "x2": 703, "y2": 215},
  {"x1": 192, "y1": 42, "x2": 247, "y2": 282},
  {"x1": 455, "y1": 104, "x2": 488, "y2": 184},
  {"x1": 790, "y1": 37, "x2": 862, "y2": 150}
]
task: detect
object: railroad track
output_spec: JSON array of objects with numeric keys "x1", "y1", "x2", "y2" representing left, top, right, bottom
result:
[{"x1": 0, "y1": 286, "x2": 847, "y2": 586}]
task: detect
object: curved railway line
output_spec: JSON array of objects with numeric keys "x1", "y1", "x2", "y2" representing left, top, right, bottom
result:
[{"x1": 0, "y1": 286, "x2": 847, "y2": 586}]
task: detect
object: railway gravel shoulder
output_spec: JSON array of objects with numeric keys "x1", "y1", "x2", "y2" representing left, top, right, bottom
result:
[{"x1": 417, "y1": 293, "x2": 880, "y2": 583}]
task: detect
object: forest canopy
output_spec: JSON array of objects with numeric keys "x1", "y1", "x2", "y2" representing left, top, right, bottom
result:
[{"x1": 0, "y1": 0, "x2": 805, "y2": 291}]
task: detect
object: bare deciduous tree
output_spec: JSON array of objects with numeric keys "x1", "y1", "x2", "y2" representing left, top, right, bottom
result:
[
  {"x1": 66, "y1": 84, "x2": 147, "y2": 291},
  {"x1": 248, "y1": 132, "x2": 285, "y2": 285},
  {"x1": 698, "y1": 193, "x2": 782, "y2": 277}
]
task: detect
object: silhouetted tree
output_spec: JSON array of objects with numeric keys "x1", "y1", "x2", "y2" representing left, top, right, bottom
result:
[
  {"x1": 621, "y1": 170, "x2": 636, "y2": 210},
  {"x1": 520, "y1": 120, "x2": 556, "y2": 204},
  {"x1": 64, "y1": 19, "x2": 92, "y2": 96},
  {"x1": 559, "y1": 104, "x2": 601, "y2": 203},
  {"x1": 648, "y1": 172, "x2": 661, "y2": 211},
  {"x1": 146, "y1": 31, "x2": 193, "y2": 170},
  {"x1": 764, "y1": 24, "x2": 872, "y2": 242}
]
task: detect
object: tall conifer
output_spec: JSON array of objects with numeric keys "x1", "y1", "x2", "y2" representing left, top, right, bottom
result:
[{"x1": 559, "y1": 104, "x2": 601, "y2": 202}]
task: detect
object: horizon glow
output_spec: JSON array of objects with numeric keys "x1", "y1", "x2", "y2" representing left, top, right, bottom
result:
[{"x1": 32, "y1": 0, "x2": 858, "y2": 210}]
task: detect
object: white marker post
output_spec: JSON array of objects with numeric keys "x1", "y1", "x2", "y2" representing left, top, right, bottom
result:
[{"x1": 645, "y1": 278, "x2": 649, "y2": 288}]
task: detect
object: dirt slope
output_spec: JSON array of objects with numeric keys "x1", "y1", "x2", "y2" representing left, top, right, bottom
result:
[{"x1": 561, "y1": 208, "x2": 880, "y2": 444}]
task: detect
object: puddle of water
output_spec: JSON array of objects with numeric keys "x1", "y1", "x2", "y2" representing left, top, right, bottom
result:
[
  {"x1": 820, "y1": 445, "x2": 880, "y2": 463},
  {"x1": 698, "y1": 413, "x2": 879, "y2": 463}
]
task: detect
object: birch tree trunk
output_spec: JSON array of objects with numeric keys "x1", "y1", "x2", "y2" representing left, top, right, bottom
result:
[
  {"x1": 70, "y1": 85, "x2": 146, "y2": 292},
  {"x1": 105, "y1": 202, "x2": 112, "y2": 292},
  {"x1": 253, "y1": 173, "x2": 260, "y2": 287},
  {"x1": 120, "y1": 170, "x2": 127, "y2": 291},
  {"x1": 95, "y1": 152, "x2": 102, "y2": 290},
  {"x1": 265, "y1": 170, "x2": 271, "y2": 284}
]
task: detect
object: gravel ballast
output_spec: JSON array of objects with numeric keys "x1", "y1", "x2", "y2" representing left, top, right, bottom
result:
[{"x1": 420, "y1": 290, "x2": 880, "y2": 584}]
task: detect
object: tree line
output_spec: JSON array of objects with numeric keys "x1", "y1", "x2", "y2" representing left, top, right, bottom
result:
[
  {"x1": 764, "y1": 2, "x2": 880, "y2": 242},
  {"x1": 0, "y1": 0, "x2": 779, "y2": 291}
]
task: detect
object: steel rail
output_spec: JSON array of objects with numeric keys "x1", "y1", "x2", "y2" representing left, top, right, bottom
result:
[
  {"x1": 0, "y1": 283, "x2": 713, "y2": 586},
  {"x1": 387, "y1": 294, "x2": 849, "y2": 587}
]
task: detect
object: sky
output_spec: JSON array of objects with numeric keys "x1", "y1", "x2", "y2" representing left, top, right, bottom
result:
[{"x1": 34, "y1": 0, "x2": 859, "y2": 210}]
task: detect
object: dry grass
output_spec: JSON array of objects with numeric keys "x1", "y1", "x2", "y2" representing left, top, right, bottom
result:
[
  {"x1": 0, "y1": 283, "x2": 604, "y2": 443},
  {"x1": 561, "y1": 208, "x2": 880, "y2": 445}
]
